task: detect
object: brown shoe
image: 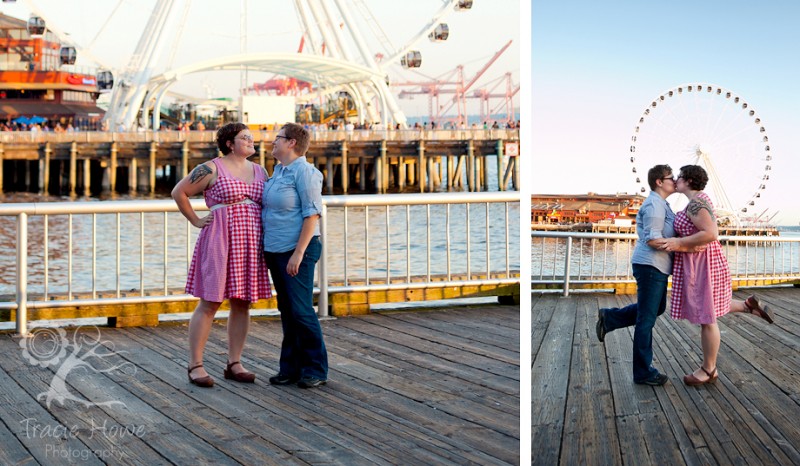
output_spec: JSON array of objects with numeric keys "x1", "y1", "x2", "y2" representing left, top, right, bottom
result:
[
  {"x1": 744, "y1": 295, "x2": 774, "y2": 324},
  {"x1": 684, "y1": 366, "x2": 717, "y2": 386},
  {"x1": 224, "y1": 361, "x2": 256, "y2": 383},
  {"x1": 188, "y1": 364, "x2": 215, "y2": 388}
]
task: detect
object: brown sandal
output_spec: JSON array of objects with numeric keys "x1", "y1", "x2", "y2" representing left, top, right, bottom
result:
[
  {"x1": 188, "y1": 364, "x2": 215, "y2": 388},
  {"x1": 684, "y1": 366, "x2": 718, "y2": 386},
  {"x1": 744, "y1": 295, "x2": 774, "y2": 324},
  {"x1": 224, "y1": 361, "x2": 256, "y2": 383}
]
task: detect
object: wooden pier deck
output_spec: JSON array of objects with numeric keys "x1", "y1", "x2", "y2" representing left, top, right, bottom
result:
[
  {"x1": 0, "y1": 304, "x2": 519, "y2": 465},
  {"x1": 532, "y1": 287, "x2": 800, "y2": 465}
]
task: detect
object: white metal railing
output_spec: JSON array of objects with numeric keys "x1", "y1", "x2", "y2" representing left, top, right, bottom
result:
[
  {"x1": 1, "y1": 192, "x2": 520, "y2": 334},
  {"x1": 0, "y1": 129, "x2": 519, "y2": 144},
  {"x1": 532, "y1": 231, "x2": 800, "y2": 296}
]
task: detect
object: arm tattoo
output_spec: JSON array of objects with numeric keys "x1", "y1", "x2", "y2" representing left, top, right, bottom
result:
[
  {"x1": 190, "y1": 164, "x2": 212, "y2": 184},
  {"x1": 687, "y1": 197, "x2": 715, "y2": 221}
]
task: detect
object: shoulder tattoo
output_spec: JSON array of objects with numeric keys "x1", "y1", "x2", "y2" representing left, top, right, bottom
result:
[
  {"x1": 687, "y1": 197, "x2": 715, "y2": 220},
  {"x1": 190, "y1": 164, "x2": 212, "y2": 184}
]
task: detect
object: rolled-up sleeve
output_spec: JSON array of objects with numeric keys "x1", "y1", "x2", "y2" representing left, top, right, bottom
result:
[
  {"x1": 641, "y1": 202, "x2": 667, "y2": 242},
  {"x1": 296, "y1": 165, "x2": 323, "y2": 218}
]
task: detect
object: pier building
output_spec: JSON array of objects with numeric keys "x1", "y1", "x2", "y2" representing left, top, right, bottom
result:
[
  {"x1": 531, "y1": 193, "x2": 643, "y2": 232},
  {"x1": 0, "y1": 13, "x2": 104, "y2": 127}
]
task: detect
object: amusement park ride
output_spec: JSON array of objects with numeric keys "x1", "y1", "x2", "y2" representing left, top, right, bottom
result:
[
  {"x1": 6, "y1": 0, "x2": 521, "y2": 130},
  {"x1": 628, "y1": 83, "x2": 775, "y2": 228},
  {"x1": 4, "y1": 0, "x2": 517, "y2": 131}
]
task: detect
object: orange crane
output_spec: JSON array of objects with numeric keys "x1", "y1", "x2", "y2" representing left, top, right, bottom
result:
[{"x1": 392, "y1": 40, "x2": 514, "y2": 126}]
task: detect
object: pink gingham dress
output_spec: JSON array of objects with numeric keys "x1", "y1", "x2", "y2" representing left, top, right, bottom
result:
[
  {"x1": 185, "y1": 158, "x2": 271, "y2": 303},
  {"x1": 669, "y1": 192, "x2": 731, "y2": 324}
]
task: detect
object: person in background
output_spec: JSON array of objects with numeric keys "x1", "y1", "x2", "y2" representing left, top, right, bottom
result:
[
  {"x1": 657, "y1": 165, "x2": 774, "y2": 386},
  {"x1": 172, "y1": 122, "x2": 271, "y2": 388},
  {"x1": 262, "y1": 123, "x2": 328, "y2": 389}
]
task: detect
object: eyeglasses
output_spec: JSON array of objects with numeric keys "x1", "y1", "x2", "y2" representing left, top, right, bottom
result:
[
  {"x1": 235, "y1": 135, "x2": 254, "y2": 142},
  {"x1": 661, "y1": 176, "x2": 675, "y2": 182},
  {"x1": 274, "y1": 135, "x2": 292, "y2": 142}
]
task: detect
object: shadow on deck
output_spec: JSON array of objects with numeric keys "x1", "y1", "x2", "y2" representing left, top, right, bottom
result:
[
  {"x1": 532, "y1": 287, "x2": 800, "y2": 466},
  {"x1": 0, "y1": 305, "x2": 519, "y2": 465}
]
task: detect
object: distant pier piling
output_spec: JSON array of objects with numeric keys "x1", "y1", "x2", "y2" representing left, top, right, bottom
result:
[{"x1": 0, "y1": 131, "x2": 520, "y2": 196}]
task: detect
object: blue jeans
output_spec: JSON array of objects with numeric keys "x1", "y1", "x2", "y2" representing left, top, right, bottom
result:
[
  {"x1": 602, "y1": 263, "x2": 668, "y2": 382},
  {"x1": 264, "y1": 237, "x2": 328, "y2": 380}
]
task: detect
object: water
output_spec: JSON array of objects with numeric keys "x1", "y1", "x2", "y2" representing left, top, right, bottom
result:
[
  {"x1": 532, "y1": 232, "x2": 800, "y2": 278},
  {"x1": 0, "y1": 192, "x2": 520, "y2": 297}
]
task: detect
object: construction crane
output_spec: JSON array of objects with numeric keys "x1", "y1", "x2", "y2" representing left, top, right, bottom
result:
[{"x1": 392, "y1": 40, "x2": 515, "y2": 126}]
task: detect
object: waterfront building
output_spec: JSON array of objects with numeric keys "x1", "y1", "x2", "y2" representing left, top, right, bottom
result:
[
  {"x1": 0, "y1": 13, "x2": 104, "y2": 129},
  {"x1": 531, "y1": 193, "x2": 644, "y2": 231}
]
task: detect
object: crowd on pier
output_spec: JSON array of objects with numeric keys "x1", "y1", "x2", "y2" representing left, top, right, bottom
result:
[{"x1": 2, "y1": 116, "x2": 519, "y2": 133}]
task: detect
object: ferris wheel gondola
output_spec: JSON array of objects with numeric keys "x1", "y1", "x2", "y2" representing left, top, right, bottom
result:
[
  {"x1": 428, "y1": 24, "x2": 449, "y2": 41},
  {"x1": 27, "y1": 16, "x2": 46, "y2": 36},
  {"x1": 59, "y1": 46, "x2": 77, "y2": 65},
  {"x1": 629, "y1": 83, "x2": 772, "y2": 226}
]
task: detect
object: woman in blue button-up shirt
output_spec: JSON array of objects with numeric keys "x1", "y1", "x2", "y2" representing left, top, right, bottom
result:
[{"x1": 262, "y1": 123, "x2": 328, "y2": 389}]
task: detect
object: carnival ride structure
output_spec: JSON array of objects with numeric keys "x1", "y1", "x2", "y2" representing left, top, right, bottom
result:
[
  {"x1": 10, "y1": 0, "x2": 507, "y2": 130},
  {"x1": 628, "y1": 83, "x2": 773, "y2": 227}
]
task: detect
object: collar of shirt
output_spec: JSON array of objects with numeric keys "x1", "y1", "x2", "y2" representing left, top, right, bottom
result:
[{"x1": 274, "y1": 156, "x2": 308, "y2": 177}]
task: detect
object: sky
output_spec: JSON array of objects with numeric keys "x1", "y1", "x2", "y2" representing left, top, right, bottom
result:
[
  {"x1": 532, "y1": 0, "x2": 800, "y2": 225},
  {"x1": 0, "y1": 0, "x2": 519, "y2": 119}
]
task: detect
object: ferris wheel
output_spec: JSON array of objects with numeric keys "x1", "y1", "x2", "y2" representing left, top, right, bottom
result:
[{"x1": 628, "y1": 83, "x2": 772, "y2": 226}]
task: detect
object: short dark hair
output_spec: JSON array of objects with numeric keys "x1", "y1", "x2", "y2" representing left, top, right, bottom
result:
[
  {"x1": 678, "y1": 165, "x2": 709, "y2": 190},
  {"x1": 281, "y1": 122, "x2": 310, "y2": 155},
  {"x1": 647, "y1": 164, "x2": 672, "y2": 190},
  {"x1": 216, "y1": 122, "x2": 248, "y2": 155}
]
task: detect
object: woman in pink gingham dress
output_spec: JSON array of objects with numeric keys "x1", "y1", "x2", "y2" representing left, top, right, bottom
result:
[
  {"x1": 173, "y1": 122, "x2": 271, "y2": 388},
  {"x1": 658, "y1": 165, "x2": 774, "y2": 387}
]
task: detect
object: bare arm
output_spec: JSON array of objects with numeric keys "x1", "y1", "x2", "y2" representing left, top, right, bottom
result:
[
  {"x1": 286, "y1": 215, "x2": 320, "y2": 277},
  {"x1": 171, "y1": 162, "x2": 216, "y2": 228},
  {"x1": 661, "y1": 197, "x2": 718, "y2": 252}
]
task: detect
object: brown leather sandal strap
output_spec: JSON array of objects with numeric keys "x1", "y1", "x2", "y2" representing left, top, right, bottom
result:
[
  {"x1": 227, "y1": 361, "x2": 241, "y2": 370},
  {"x1": 188, "y1": 363, "x2": 204, "y2": 372},
  {"x1": 701, "y1": 366, "x2": 715, "y2": 377}
]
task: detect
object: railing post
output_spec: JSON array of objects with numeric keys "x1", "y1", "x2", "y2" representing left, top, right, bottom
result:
[
  {"x1": 318, "y1": 204, "x2": 329, "y2": 317},
  {"x1": 563, "y1": 236, "x2": 572, "y2": 297},
  {"x1": 16, "y1": 212, "x2": 28, "y2": 336}
]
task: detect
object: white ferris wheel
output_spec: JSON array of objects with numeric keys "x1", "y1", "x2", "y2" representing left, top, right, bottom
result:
[
  {"x1": 11, "y1": 0, "x2": 479, "y2": 129},
  {"x1": 629, "y1": 83, "x2": 773, "y2": 226}
]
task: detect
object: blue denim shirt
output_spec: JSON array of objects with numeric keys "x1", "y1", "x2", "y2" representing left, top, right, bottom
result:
[
  {"x1": 631, "y1": 191, "x2": 675, "y2": 275},
  {"x1": 262, "y1": 156, "x2": 323, "y2": 253}
]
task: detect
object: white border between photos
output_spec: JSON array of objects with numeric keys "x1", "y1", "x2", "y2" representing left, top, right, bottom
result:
[{"x1": 519, "y1": 0, "x2": 532, "y2": 463}]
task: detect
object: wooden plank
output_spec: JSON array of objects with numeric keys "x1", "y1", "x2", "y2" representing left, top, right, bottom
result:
[
  {"x1": 136, "y1": 318, "x2": 519, "y2": 464},
  {"x1": 528, "y1": 289, "x2": 800, "y2": 465},
  {"x1": 377, "y1": 312, "x2": 519, "y2": 365},
  {"x1": 559, "y1": 297, "x2": 621, "y2": 465},
  {"x1": 321, "y1": 322, "x2": 517, "y2": 413},
  {"x1": 0, "y1": 336, "x2": 105, "y2": 465},
  {"x1": 0, "y1": 332, "x2": 238, "y2": 465},
  {"x1": 531, "y1": 296, "x2": 575, "y2": 465},
  {"x1": 110, "y1": 326, "x2": 400, "y2": 465},
  {"x1": 335, "y1": 315, "x2": 518, "y2": 380},
  {"x1": 531, "y1": 292, "x2": 556, "y2": 360}
]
